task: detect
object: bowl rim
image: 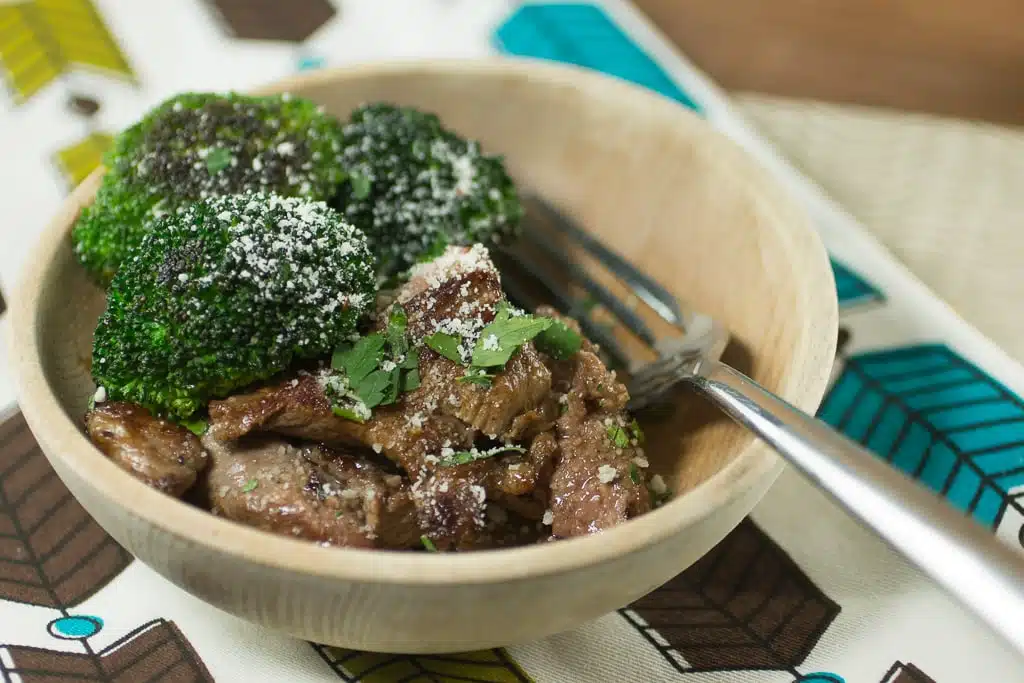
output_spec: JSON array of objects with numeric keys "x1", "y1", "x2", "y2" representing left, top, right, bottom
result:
[{"x1": 9, "y1": 57, "x2": 837, "y2": 586}]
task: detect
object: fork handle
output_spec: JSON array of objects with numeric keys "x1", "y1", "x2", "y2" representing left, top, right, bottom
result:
[{"x1": 690, "y1": 359, "x2": 1024, "y2": 656}]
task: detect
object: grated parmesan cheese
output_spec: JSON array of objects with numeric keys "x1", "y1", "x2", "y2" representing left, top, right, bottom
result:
[{"x1": 598, "y1": 464, "x2": 618, "y2": 484}]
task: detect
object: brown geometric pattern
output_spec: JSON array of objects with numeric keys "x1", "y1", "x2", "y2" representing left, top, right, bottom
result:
[
  {"x1": 312, "y1": 644, "x2": 534, "y2": 682},
  {"x1": 1, "y1": 618, "x2": 214, "y2": 682},
  {"x1": 621, "y1": 519, "x2": 840, "y2": 674},
  {"x1": 880, "y1": 661, "x2": 937, "y2": 683},
  {"x1": 0, "y1": 412, "x2": 132, "y2": 608},
  {"x1": 201, "y1": 0, "x2": 336, "y2": 43}
]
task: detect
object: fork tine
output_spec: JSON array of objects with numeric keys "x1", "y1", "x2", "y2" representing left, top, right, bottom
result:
[
  {"x1": 628, "y1": 360, "x2": 693, "y2": 401},
  {"x1": 528, "y1": 195, "x2": 686, "y2": 327},
  {"x1": 520, "y1": 220, "x2": 659, "y2": 347},
  {"x1": 496, "y1": 246, "x2": 632, "y2": 367}
]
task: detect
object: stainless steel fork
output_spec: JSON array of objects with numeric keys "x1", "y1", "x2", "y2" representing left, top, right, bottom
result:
[{"x1": 499, "y1": 193, "x2": 1024, "y2": 657}]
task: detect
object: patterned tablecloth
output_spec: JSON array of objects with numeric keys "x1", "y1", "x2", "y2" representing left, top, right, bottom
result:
[{"x1": 1, "y1": 1, "x2": 1023, "y2": 681}]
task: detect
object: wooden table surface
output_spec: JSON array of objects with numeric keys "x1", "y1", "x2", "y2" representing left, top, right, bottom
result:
[{"x1": 634, "y1": 0, "x2": 1024, "y2": 126}]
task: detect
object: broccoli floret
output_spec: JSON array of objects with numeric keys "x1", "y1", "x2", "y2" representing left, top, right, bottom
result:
[
  {"x1": 334, "y1": 103, "x2": 523, "y2": 277},
  {"x1": 92, "y1": 192, "x2": 376, "y2": 419},
  {"x1": 72, "y1": 91, "x2": 346, "y2": 284}
]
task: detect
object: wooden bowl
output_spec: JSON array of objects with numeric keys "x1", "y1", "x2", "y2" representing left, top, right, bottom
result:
[{"x1": 8, "y1": 59, "x2": 837, "y2": 653}]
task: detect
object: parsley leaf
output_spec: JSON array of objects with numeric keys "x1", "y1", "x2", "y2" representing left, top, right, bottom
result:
[
  {"x1": 457, "y1": 368, "x2": 494, "y2": 387},
  {"x1": 471, "y1": 316, "x2": 553, "y2": 367},
  {"x1": 421, "y1": 535, "x2": 438, "y2": 552},
  {"x1": 382, "y1": 367, "x2": 401, "y2": 405},
  {"x1": 328, "y1": 308, "x2": 423, "y2": 421},
  {"x1": 401, "y1": 367, "x2": 421, "y2": 392},
  {"x1": 606, "y1": 424, "x2": 630, "y2": 448},
  {"x1": 425, "y1": 332, "x2": 463, "y2": 363},
  {"x1": 535, "y1": 319, "x2": 582, "y2": 360},
  {"x1": 330, "y1": 341, "x2": 352, "y2": 371},
  {"x1": 241, "y1": 478, "x2": 259, "y2": 493},
  {"x1": 399, "y1": 347, "x2": 420, "y2": 370},
  {"x1": 336, "y1": 334, "x2": 386, "y2": 385},
  {"x1": 332, "y1": 405, "x2": 367, "y2": 423},
  {"x1": 629, "y1": 418, "x2": 645, "y2": 445},
  {"x1": 180, "y1": 417, "x2": 208, "y2": 436},
  {"x1": 355, "y1": 368, "x2": 394, "y2": 409},
  {"x1": 493, "y1": 299, "x2": 512, "y2": 324},
  {"x1": 205, "y1": 147, "x2": 233, "y2": 174},
  {"x1": 629, "y1": 463, "x2": 640, "y2": 484},
  {"x1": 438, "y1": 445, "x2": 527, "y2": 467},
  {"x1": 387, "y1": 305, "x2": 409, "y2": 356}
]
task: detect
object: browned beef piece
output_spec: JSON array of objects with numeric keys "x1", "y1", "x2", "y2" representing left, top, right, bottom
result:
[
  {"x1": 208, "y1": 371, "x2": 367, "y2": 444},
  {"x1": 208, "y1": 368, "x2": 552, "y2": 551},
  {"x1": 84, "y1": 401, "x2": 208, "y2": 497},
  {"x1": 201, "y1": 434, "x2": 420, "y2": 549},
  {"x1": 206, "y1": 247, "x2": 559, "y2": 549},
  {"x1": 208, "y1": 248, "x2": 554, "y2": 451},
  {"x1": 535, "y1": 307, "x2": 652, "y2": 538}
]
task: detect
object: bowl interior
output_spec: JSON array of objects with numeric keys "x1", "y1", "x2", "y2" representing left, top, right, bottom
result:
[{"x1": 21, "y1": 59, "x2": 836, "y2": 575}]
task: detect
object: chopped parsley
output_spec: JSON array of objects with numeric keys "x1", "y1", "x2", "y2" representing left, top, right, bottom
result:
[
  {"x1": 470, "y1": 313, "x2": 552, "y2": 367},
  {"x1": 241, "y1": 478, "x2": 259, "y2": 493},
  {"x1": 180, "y1": 417, "x2": 208, "y2": 436},
  {"x1": 437, "y1": 445, "x2": 527, "y2": 467},
  {"x1": 606, "y1": 424, "x2": 630, "y2": 448},
  {"x1": 387, "y1": 305, "x2": 410, "y2": 355},
  {"x1": 424, "y1": 332, "x2": 462, "y2": 363},
  {"x1": 420, "y1": 535, "x2": 438, "y2": 552},
  {"x1": 327, "y1": 305, "x2": 420, "y2": 419},
  {"x1": 332, "y1": 405, "x2": 367, "y2": 424},
  {"x1": 629, "y1": 418, "x2": 645, "y2": 445},
  {"x1": 333, "y1": 334, "x2": 386, "y2": 385},
  {"x1": 422, "y1": 299, "x2": 580, "y2": 386},
  {"x1": 534, "y1": 319, "x2": 582, "y2": 360},
  {"x1": 629, "y1": 463, "x2": 640, "y2": 484},
  {"x1": 457, "y1": 367, "x2": 495, "y2": 387}
]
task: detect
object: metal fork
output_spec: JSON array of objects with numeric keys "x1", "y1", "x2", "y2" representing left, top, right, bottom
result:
[{"x1": 498, "y1": 193, "x2": 1024, "y2": 657}]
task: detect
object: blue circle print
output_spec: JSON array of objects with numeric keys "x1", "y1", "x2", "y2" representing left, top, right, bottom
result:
[
  {"x1": 48, "y1": 615, "x2": 103, "y2": 640},
  {"x1": 796, "y1": 675, "x2": 846, "y2": 683}
]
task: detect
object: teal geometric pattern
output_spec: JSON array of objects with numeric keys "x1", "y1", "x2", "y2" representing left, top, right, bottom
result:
[
  {"x1": 830, "y1": 257, "x2": 884, "y2": 309},
  {"x1": 493, "y1": 3, "x2": 702, "y2": 113},
  {"x1": 297, "y1": 54, "x2": 325, "y2": 71},
  {"x1": 819, "y1": 344, "x2": 1024, "y2": 529}
]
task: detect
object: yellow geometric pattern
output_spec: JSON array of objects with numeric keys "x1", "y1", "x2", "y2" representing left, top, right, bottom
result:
[
  {"x1": 0, "y1": 0, "x2": 134, "y2": 103},
  {"x1": 54, "y1": 131, "x2": 110, "y2": 188},
  {"x1": 319, "y1": 646, "x2": 534, "y2": 682}
]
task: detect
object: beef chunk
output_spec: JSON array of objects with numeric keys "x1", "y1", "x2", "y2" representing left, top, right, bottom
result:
[
  {"x1": 208, "y1": 371, "x2": 367, "y2": 445},
  {"x1": 204, "y1": 248, "x2": 652, "y2": 549},
  {"x1": 206, "y1": 247, "x2": 559, "y2": 548},
  {"x1": 535, "y1": 307, "x2": 652, "y2": 538},
  {"x1": 201, "y1": 434, "x2": 420, "y2": 549},
  {"x1": 85, "y1": 401, "x2": 208, "y2": 497}
]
